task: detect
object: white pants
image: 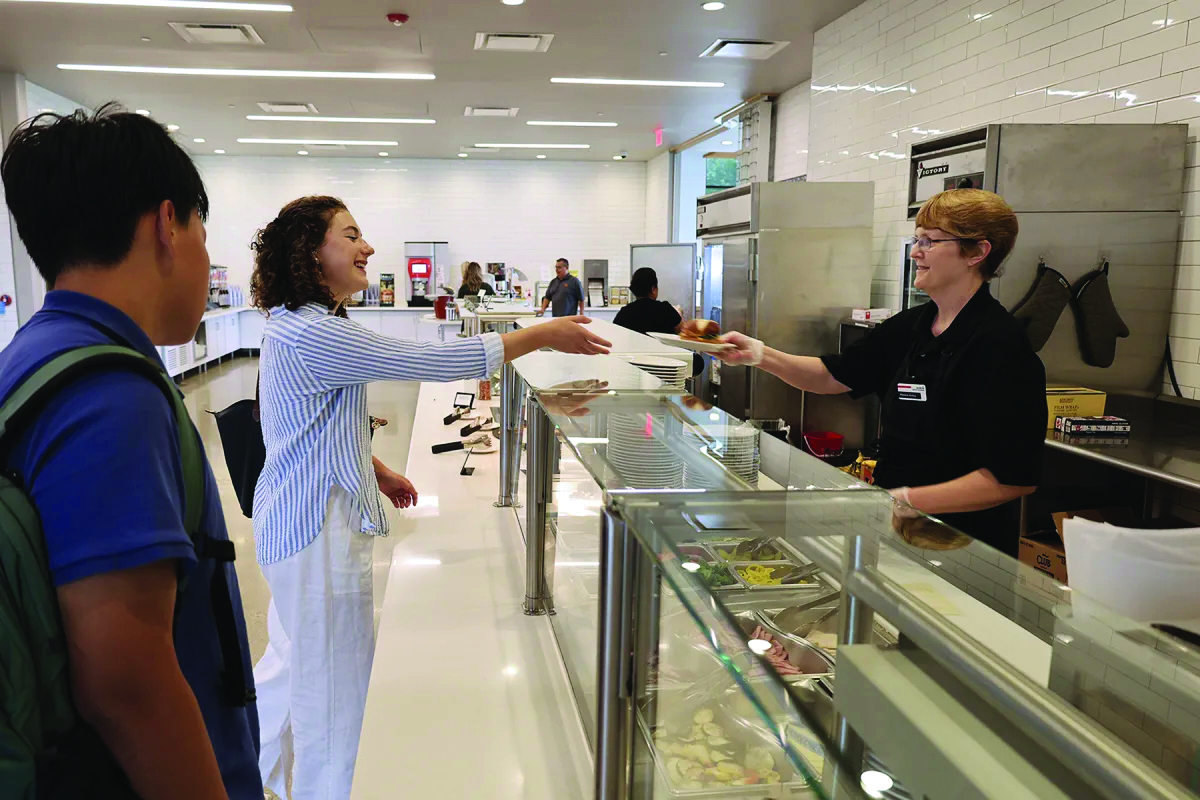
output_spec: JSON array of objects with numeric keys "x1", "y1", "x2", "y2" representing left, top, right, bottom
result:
[{"x1": 255, "y1": 487, "x2": 375, "y2": 800}]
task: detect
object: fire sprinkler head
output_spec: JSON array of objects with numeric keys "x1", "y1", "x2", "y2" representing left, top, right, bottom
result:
[{"x1": 387, "y1": 12, "x2": 410, "y2": 26}]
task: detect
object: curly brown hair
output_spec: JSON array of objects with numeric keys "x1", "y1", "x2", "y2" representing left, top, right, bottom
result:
[{"x1": 250, "y1": 195, "x2": 347, "y2": 314}]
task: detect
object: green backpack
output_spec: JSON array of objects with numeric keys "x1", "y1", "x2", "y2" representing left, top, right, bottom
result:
[{"x1": 0, "y1": 345, "x2": 228, "y2": 798}]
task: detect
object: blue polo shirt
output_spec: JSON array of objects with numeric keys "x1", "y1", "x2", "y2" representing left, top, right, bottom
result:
[{"x1": 0, "y1": 291, "x2": 261, "y2": 798}]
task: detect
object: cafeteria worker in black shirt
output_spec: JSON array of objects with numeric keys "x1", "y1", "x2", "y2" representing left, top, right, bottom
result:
[
  {"x1": 614, "y1": 267, "x2": 685, "y2": 334},
  {"x1": 711, "y1": 189, "x2": 1047, "y2": 556}
]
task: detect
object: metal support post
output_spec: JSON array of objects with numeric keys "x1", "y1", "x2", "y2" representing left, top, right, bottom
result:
[
  {"x1": 523, "y1": 396, "x2": 554, "y2": 615},
  {"x1": 495, "y1": 362, "x2": 524, "y2": 507},
  {"x1": 826, "y1": 532, "x2": 877, "y2": 794},
  {"x1": 596, "y1": 507, "x2": 634, "y2": 800}
]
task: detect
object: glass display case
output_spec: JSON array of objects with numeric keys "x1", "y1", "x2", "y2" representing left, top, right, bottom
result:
[
  {"x1": 604, "y1": 488, "x2": 1200, "y2": 800},
  {"x1": 498, "y1": 353, "x2": 1200, "y2": 799}
]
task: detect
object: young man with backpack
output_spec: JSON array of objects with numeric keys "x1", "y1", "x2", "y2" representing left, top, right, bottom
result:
[{"x1": 0, "y1": 106, "x2": 260, "y2": 798}]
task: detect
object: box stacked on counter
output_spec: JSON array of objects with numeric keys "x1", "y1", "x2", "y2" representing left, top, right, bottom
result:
[
  {"x1": 1053, "y1": 415, "x2": 1131, "y2": 436},
  {"x1": 1045, "y1": 386, "x2": 1105, "y2": 429}
]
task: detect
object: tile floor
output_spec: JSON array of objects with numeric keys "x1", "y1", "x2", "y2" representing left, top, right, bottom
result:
[{"x1": 178, "y1": 355, "x2": 419, "y2": 662}]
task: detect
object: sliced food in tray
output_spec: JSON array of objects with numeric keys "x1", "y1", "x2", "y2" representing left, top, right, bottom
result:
[{"x1": 735, "y1": 563, "x2": 820, "y2": 588}]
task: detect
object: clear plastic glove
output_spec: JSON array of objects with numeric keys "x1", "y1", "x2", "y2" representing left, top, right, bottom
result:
[
  {"x1": 715, "y1": 331, "x2": 764, "y2": 366},
  {"x1": 888, "y1": 486, "x2": 922, "y2": 519}
]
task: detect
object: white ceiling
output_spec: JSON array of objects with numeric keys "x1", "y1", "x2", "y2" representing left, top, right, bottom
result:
[{"x1": 0, "y1": 0, "x2": 862, "y2": 161}]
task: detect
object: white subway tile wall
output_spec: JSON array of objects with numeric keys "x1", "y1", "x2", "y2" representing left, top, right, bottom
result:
[
  {"x1": 810, "y1": 0, "x2": 1200, "y2": 395},
  {"x1": 197, "y1": 156, "x2": 648, "y2": 293},
  {"x1": 774, "y1": 81, "x2": 811, "y2": 180}
]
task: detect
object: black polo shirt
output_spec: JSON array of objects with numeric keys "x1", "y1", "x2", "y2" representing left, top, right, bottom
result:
[
  {"x1": 612, "y1": 298, "x2": 682, "y2": 335},
  {"x1": 821, "y1": 283, "x2": 1047, "y2": 555}
]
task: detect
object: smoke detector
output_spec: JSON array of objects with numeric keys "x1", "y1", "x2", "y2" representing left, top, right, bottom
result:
[
  {"x1": 699, "y1": 38, "x2": 790, "y2": 60},
  {"x1": 473, "y1": 32, "x2": 554, "y2": 52},
  {"x1": 169, "y1": 22, "x2": 265, "y2": 45}
]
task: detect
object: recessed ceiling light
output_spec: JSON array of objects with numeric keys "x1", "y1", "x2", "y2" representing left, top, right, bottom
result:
[
  {"x1": 721, "y1": 140, "x2": 733, "y2": 145},
  {"x1": 246, "y1": 114, "x2": 435, "y2": 124},
  {"x1": 5, "y1": 0, "x2": 291, "y2": 9},
  {"x1": 141, "y1": 36, "x2": 151, "y2": 42},
  {"x1": 166, "y1": 124, "x2": 180, "y2": 131},
  {"x1": 297, "y1": 150, "x2": 308, "y2": 155},
  {"x1": 474, "y1": 142, "x2": 590, "y2": 149},
  {"x1": 457, "y1": 152, "x2": 468, "y2": 158},
  {"x1": 502, "y1": 0, "x2": 524, "y2": 4},
  {"x1": 58, "y1": 64, "x2": 435, "y2": 80},
  {"x1": 378, "y1": 151, "x2": 389, "y2": 156},
  {"x1": 551, "y1": 77, "x2": 725, "y2": 88},
  {"x1": 702, "y1": 1, "x2": 725, "y2": 9},
  {"x1": 536, "y1": 154, "x2": 546, "y2": 159},
  {"x1": 527, "y1": 120, "x2": 618, "y2": 127},
  {"x1": 214, "y1": 149, "x2": 225, "y2": 154},
  {"x1": 659, "y1": 51, "x2": 668, "y2": 56},
  {"x1": 238, "y1": 138, "x2": 399, "y2": 146},
  {"x1": 612, "y1": 155, "x2": 623, "y2": 160},
  {"x1": 136, "y1": 109, "x2": 150, "y2": 115},
  {"x1": 193, "y1": 137, "x2": 205, "y2": 143}
]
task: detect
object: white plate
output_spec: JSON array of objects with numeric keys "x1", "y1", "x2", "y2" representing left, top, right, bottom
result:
[
  {"x1": 629, "y1": 355, "x2": 689, "y2": 369},
  {"x1": 647, "y1": 331, "x2": 733, "y2": 354}
]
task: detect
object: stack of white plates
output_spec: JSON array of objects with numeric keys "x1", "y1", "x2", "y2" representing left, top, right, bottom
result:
[
  {"x1": 682, "y1": 424, "x2": 761, "y2": 488},
  {"x1": 627, "y1": 355, "x2": 688, "y2": 390},
  {"x1": 605, "y1": 412, "x2": 684, "y2": 489}
]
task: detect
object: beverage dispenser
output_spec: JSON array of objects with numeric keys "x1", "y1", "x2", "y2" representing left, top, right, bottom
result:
[{"x1": 404, "y1": 241, "x2": 450, "y2": 307}]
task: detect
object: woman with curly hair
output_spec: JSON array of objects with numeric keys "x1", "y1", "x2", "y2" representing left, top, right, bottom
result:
[{"x1": 248, "y1": 196, "x2": 609, "y2": 800}]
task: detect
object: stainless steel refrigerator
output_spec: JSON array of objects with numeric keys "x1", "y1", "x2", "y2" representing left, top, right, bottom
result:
[{"x1": 696, "y1": 182, "x2": 874, "y2": 428}]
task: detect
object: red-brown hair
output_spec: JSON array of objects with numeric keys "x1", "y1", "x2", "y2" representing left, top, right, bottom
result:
[{"x1": 915, "y1": 189, "x2": 1019, "y2": 280}]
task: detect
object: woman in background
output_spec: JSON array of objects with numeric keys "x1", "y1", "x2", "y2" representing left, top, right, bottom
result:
[
  {"x1": 248, "y1": 196, "x2": 609, "y2": 800},
  {"x1": 457, "y1": 260, "x2": 495, "y2": 298}
]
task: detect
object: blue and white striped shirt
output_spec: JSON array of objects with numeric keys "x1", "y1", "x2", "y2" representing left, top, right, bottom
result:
[{"x1": 252, "y1": 303, "x2": 504, "y2": 565}]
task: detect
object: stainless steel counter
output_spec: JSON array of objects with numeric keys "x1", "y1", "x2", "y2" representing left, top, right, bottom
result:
[{"x1": 1044, "y1": 395, "x2": 1200, "y2": 493}]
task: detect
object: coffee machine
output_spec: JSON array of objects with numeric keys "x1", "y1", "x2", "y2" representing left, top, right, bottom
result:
[{"x1": 583, "y1": 259, "x2": 608, "y2": 308}]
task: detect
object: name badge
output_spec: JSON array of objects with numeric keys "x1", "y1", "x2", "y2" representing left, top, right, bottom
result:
[{"x1": 897, "y1": 383, "x2": 927, "y2": 402}]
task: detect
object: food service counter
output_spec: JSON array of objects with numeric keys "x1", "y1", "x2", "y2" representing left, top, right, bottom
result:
[{"x1": 501, "y1": 348, "x2": 1200, "y2": 799}]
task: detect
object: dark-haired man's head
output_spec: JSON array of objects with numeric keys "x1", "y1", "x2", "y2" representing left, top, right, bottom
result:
[
  {"x1": 1, "y1": 103, "x2": 211, "y2": 345},
  {"x1": 555, "y1": 258, "x2": 569, "y2": 279},
  {"x1": 630, "y1": 267, "x2": 659, "y2": 300}
]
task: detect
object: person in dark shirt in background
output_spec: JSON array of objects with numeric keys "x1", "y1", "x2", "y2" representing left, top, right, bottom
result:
[
  {"x1": 537, "y1": 258, "x2": 584, "y2": 316},
  {"x1": 615, "y1": 267, "x2": 703, "y2": 375},
  {"x1": 614, "y1": 267, "x2": 685, "y2": 334}
]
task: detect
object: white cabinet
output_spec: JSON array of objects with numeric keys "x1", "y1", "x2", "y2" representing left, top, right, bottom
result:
[
  {"x1": 380, "y1": 312, "x2": 419, "y2": 341},
  {"x1": 239, "y1": 309, "x2": 267, "y2": 350}
]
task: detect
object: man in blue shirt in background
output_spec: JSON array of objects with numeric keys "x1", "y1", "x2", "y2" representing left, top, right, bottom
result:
[{"x1": 0, "y1": 105, "x2": 260, "y2": 798}]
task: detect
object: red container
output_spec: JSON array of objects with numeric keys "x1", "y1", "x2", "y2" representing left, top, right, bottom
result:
[
  {"x1": 434, "y1": 294, "x2": 453, "y2": 320},
  {"x1": 802, "y1": 430, "x2": 844, "y2": 457}
]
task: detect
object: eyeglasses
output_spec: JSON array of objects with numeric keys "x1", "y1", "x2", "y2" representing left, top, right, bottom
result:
[{"x1": 908, "y1": 235, "x2": 976, "y2": 250}]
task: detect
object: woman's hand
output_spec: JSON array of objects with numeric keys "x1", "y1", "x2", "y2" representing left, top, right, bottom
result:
[
  {"x1": 715, "y1": 331, "x2": 764, "y2": 366},
  {"x1": 539, "y1": 316, "x2": 612, "y2": 355},
  {"x1": 376, "y1": 468, "x2": 418, "y2": 509}
]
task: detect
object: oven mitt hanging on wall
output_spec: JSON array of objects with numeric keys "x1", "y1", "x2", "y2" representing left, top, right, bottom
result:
[
  {"x1": 1073, "y1": 261, "x2": 1128, "y2": 368},
  {"x1": 1011, "y1": 259, "x2": 1072, "y2": 352}
]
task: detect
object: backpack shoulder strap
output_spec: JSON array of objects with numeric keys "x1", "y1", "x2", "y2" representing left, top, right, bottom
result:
[{"x1": 0, "y1": 345, "x2": 203, "y2": 536}]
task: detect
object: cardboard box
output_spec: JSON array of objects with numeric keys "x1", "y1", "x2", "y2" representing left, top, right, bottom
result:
[
  {"x1": 1019, "y1": 532, "x2": 1068, "y2": 584},
  {"x1": 1019, "y1": 507, "x2": 1140, "y2": 585},
  {"x1": 1054, "y1": 415, "x2": 1130, "y2": 435},
  {"x1": 852, "y1": 307, "x2": 893, "y2": 321},
  {"x1": 1045, "y1": 387, "x2": 1106, "y2": 429}
]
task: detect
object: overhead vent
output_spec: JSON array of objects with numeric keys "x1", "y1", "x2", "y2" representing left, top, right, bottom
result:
[
  {"x1": 257, "y1": 101, "x2": 319, "y2": 114},
  {"x1": 699, "y1": 38, "x2": 790, "y2": 60},
  {"x1": 464, "y1": 106, "x2": 519, "y2": 117},
  {"x1": 169, "y1": 22, "x2": 265, "y2": 45},
  {"x1": 473, "y1": 32, "x2": 554, "y2": 53}
]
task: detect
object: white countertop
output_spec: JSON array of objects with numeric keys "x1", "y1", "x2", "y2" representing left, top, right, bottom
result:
[
  {"x1": 352, "y1": 380, "x2": 592, "y2": 800},
  {"x1": 346, "y1": 305, "x2": 434, "y2": 312},
  {"x1": 201, "y1": 306, "x2": 249, "y2": 321}
]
